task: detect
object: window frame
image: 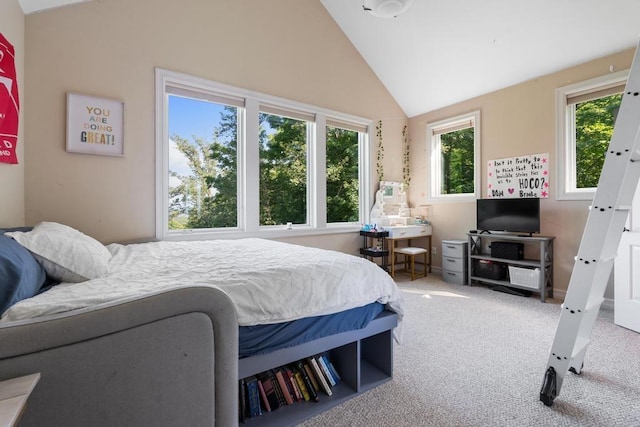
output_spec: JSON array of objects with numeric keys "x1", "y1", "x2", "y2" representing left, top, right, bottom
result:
[
  {"x1": 257, "y1": 107, "x2": 313, "y2": 228},
  {"x1": 165, "y1": 87, "x2": 245, "y2": 232},
  {"x1": 155, "y1": 68, "x2": 371, "y2": 240},
  {"x1": 556, "y1": 70, "x2": 628, "y2": 201},
  {"x1": 426, "y1": 110, "x2": 481, "y2": 203},
  {"x1": 325, "y1": 119, "x2": 368, "y2": 225}
]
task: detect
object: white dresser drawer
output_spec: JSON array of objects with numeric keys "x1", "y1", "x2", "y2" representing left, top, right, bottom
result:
[
  {"x1": 442, "y1": 256, "x2": 467, "y2": 273},
  {"x1": 442, "y1": 240, "x2": 467, "y2": 258},
  {"x1": 387, "y1": 225, "x2": 432, "y2": 239}
]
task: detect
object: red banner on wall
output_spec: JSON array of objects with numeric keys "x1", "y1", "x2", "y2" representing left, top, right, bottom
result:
[{"x1": 0, "y1": 32, "x2": 19, "y2": 164}]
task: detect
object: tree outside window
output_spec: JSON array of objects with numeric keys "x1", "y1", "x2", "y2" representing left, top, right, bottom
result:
[
  {"x1": 556, "y1": 71, "x2": 627, "y2": 200},
  {"x1": 440, "y1": 127, "x2": 475, "y2": 195},
  {"x1": 427, "y1": 110, "x2": 480, "y2": 202},
  {"x1": 158, "y1": 68, "x2": 371, "y2": 238},
  {"x1": 575, "y1": 94, "x2": 622, "y2": 188},
  {"x1": 326, "y1": 126, "x2": 359, "y2": 223},
  {"x1": 168, "y1": 98, "x2": 238, "y2": 230},
  {"x1": 259, "y1": 113, "x2": 307, "y2": 226}
]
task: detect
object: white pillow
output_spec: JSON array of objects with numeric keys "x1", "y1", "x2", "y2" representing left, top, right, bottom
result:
[{"x1": 6, "y1": 222, "x2": 111, "y2": 283}]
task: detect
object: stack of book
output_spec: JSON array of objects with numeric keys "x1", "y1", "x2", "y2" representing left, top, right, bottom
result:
[{"x1": 239, "y1": 353, "x2": 342, "y2": 423}]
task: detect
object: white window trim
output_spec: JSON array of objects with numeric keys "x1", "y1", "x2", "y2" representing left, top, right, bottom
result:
[
  {"x1": 426, "y1": 110, "x2": 481, "y2": 203},
  {"x1": 556, "y1": 70, "x2": 628, "y2": 201},
  {"x1": 155, "y1": 68, "x2": 372, "y2": 240}
]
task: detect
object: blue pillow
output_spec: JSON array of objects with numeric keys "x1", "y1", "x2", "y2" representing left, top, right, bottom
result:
[{"x1": 0, "y1": 233, "x2": 47, "y2": 313}]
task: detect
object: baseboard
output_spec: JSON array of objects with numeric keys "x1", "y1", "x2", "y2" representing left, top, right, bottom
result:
[
  {"x1": 549, "y1": 288, "x2": 614, "y2": 310},
  {"x1": 601, "y1": 298, "x2": 614, "y2": 310}
]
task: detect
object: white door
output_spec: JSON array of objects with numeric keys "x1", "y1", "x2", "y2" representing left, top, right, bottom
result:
[{"x1": 615, "y1": 182, "x2": 640, "y2": 333}]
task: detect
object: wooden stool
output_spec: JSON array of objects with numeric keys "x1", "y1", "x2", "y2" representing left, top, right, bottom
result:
[{"x1": 393, "y1": 247, "x2": 428, "y2": 280}]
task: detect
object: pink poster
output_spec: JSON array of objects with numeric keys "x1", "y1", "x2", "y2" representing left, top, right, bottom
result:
[{"x1": 0, "y1": 32, "x2": 19, "y2": 164}]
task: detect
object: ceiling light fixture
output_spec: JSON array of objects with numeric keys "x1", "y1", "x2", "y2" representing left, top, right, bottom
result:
[{"x1": 362, "y1": 0, "x2": 415, "y2": 19}]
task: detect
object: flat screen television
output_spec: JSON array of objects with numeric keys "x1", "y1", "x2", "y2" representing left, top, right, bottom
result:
[{"x1": 476, "y1": 198, "x2": 540, "y2": 235}]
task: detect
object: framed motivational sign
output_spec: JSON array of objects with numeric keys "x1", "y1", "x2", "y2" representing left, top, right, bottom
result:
[
  {"x1": 487, "y1": 153, "x2": 549, "y2": 198},
  {"x1": 66, "y1": 93, "x2": 124, "y2": 156}
]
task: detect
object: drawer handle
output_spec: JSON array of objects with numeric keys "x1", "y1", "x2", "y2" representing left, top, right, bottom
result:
[
  {"x1": 446, "y1": 245, "x2": 456, "y2": 249},
  {"x1": 446, "y1": 258, "x2": 456, "y2": 262},
  {"x1": 447, "y1": 272, "x2": 456, "y2": 276}
]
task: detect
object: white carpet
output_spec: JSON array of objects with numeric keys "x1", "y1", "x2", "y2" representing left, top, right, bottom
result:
[{"x1": 299, "y1": 274, "x2": 640, "y2": 427}]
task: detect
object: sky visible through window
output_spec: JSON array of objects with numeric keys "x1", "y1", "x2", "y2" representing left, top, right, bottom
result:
[
  {"x1": 169, "y1": 95, "x2": 279, "y2": 188},
  {"x1": 168, "y1": 95, "x2": 223, "y2": 181}
]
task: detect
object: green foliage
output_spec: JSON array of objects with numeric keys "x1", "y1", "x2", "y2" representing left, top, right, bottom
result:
[
  {"x1": 259, "y1": 113, "x2": 307, "y2": 225},
  {"x1": 575, "y1": 94, "x2": 621, "y2": 188},
  {"x1": 169, "y1": 107, "x2": 361, "y2": 229},
  {"x1": 168, "y1": 107, "x2": 238, "y2": 230},
  {"x1": 402, "y1": 125, "x2": 410, "y2": 188},
  {"x1": 440, "y1": 128, "x2": 474, "y2": 194},
  {"x1": 168, "y1": 134, "x2": 219, "y2": 228},
  {"x1": 326, "y1": 127, "x2": 359, "y2": 223},
  {"x1": 194, "y1": 107, "x2": 238, "y2": 228},
  {"x1": 376, "y1": 120, "x2": 384, "y2": 182}
]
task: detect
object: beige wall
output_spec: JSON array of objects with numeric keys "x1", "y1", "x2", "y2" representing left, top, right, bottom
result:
[
  {"x1": 22, "y1": 0, "x2": 632, "y2": 294},
  {"x1": 0, "y1": 0, "x2": 25, "y2": 227},
  {"x1": 23, "y1": 0, "x2": 406, "y2": 253},
  {"x1": 408, "y1": 48, "x2": 635, "y2": 297}
]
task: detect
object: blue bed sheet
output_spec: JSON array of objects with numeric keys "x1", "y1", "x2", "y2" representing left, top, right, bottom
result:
[{"x1": 239, "y1": 302, "x2": 386, "y2": 358}]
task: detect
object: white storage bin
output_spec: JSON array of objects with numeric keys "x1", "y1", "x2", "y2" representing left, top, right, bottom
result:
[
  {"x1": 442, "y1": 240, "x2": 468, "y2": 285},
  {"x1": 442, "y1": 239, "x2": 467, "y2": 258},
  {"x1": 508, "y1": 266, "x2": 540, "y2": 290},
  {"x1": 442, "y1": 269, "x2": 466, "y2": 285},
  {"x1": 442, "y1": 256, "x2": 465, "y2": 273}
]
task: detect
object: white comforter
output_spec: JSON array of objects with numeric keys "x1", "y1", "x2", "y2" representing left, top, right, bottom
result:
[{"x1": 1, "y1": 238, "x2": 404, "y2": 326}]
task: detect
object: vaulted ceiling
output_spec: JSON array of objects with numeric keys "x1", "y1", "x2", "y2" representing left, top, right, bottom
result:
[
  {"x1": 321, "y1": 0, "x2": 640, "y2": 117},
  {"x1": 19, "y1": 0, "x2": 640, "y2": 118}
]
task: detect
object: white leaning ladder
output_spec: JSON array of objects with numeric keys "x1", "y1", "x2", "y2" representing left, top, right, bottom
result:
[{"x1": 539, "y1": 41, "x2": 640, "y2": 406}]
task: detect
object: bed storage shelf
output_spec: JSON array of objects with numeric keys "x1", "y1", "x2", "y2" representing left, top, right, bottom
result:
[{"x1": 238, "y1": 310, "x2": 398, "y2": 426}]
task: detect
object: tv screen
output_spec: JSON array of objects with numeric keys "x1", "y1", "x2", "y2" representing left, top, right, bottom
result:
[{"x1": 476, "y1": 198, "x2": 540, "y2": 234}]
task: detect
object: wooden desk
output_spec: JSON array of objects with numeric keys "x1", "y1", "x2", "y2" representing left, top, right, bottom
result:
[
  {"x1": 386, "y1": 225, "x2": 432, "y2": 277},
  {"x1": 0, "y1": 373, "x2": 40, "y2": 427}
]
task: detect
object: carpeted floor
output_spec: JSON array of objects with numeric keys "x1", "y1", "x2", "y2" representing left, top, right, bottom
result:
[{"x1": 299, "y1": 274, "x2": 640, "y2": 427}]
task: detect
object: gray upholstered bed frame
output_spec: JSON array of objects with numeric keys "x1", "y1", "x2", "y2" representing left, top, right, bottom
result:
[
  {"x1": 0, "y1": 286, "x2": 238, "y2": 426},
  {"x1": 0, "y1": 285, "x2": 398, "y2": 426}
]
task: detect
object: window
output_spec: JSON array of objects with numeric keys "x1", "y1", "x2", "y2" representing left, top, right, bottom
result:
[
  {"x1": 260, "y1": 113, "x2": 309, "y2": 225},
  {"x1": 325, "y1": 120, "x2": 365, "y2": 223},
  {"x1": 259, "y1": 107, "x2": 312, "y2": 226},
  {"x1": 556, "y1": 70, "x2": 627, "y2": 200},
  {"x1": 155, "y1": 68, "x2": 371, "y2": 239},
  {"x1": 167, "y1": 93, "x2": 241, "y2": 231},
  {"x1": 426, "y1": 111, "x2": 480, "y2": 202}
]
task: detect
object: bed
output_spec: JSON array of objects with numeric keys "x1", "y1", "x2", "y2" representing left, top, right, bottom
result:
[{"x1": 0, "y1": 222, "x2": 403, "y2": 426}]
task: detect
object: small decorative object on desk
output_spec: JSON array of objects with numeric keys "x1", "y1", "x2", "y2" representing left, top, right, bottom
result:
[{"x1": 361, "y1": 223, "x2": 384, "y2": 232}]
